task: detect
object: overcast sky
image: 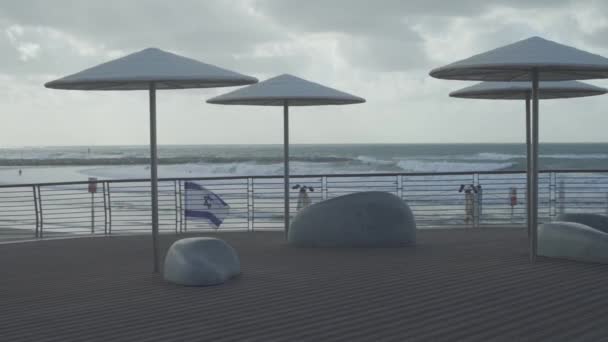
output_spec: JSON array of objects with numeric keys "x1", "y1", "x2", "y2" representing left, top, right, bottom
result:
[{"x1": 1, "y1": 0, "x2": 608, "y2": 146}]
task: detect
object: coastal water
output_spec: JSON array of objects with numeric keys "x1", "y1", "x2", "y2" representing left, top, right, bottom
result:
[{"x1": 0, "y1": 143, "x2": 607, "y2": 184}]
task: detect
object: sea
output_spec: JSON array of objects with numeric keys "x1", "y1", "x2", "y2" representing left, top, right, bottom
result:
[{"x1": 0, "y1": 143, "x2": 607, "y2": 184}]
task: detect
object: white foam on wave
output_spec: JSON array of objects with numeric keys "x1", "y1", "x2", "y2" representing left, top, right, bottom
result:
[
  {"x1": 541, "y1": 153, "x2": 608, "y2": 159},
  {"x1": 356, "y1": 155, "x2": 394, "y2": 165},
  {"x1": 396, "y1": 160, "x2": 513, "y2": 173},
  {"x1": 473, "y1": 152, "x2": 523, "y2": 161},
  {"x1": 80, "y1": 160, "x2": 381, "y2": 180},
  {"x1": 418, "y1": 152, "x2": 523, "y2": 162}
]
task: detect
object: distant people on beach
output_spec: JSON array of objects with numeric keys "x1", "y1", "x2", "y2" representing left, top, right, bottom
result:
[{"x1": 18, "y1": 169, "x2": 22, "y2": 176}]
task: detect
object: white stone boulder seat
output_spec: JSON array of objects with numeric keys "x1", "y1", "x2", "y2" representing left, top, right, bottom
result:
[
  {"x1": 163, "y1": 237, "x2": 240, "y2": 286},
  {"x1": 554, "y1": 213, "x2": 608, "y2": 233},
  {"x1": 539, "y1": 213, "x2": 608, "y2": 263},
  {"x1": 288, "y1": 191, "x2": 416, "y2": 247}
]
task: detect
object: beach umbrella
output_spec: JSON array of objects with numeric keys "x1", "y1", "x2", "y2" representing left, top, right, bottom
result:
[
  {"x1": 450, "y1": 80, "x2": 607, "y2": 236},
  {"x1": 45, "y1": 48, "x2": 258, "y2": 272},
  {"x1": 207, "y1": 74, "x2": 365, "y2": 236},
  {"x1": 430, "y1": 36, "x2": 608, "y2": 261}
]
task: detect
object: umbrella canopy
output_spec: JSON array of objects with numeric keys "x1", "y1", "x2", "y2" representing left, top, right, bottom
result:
[
  {"x1": 450, "y1": 81, "x2": 608, "y2": 100},
  {"x1": 45, "y1": 48, "x2": 258, "y2": 272},
  {"x1": 45, "y1": 48, "x2": 257, "y2": 90},
  {"x1": 430, "y1": 36, "x2": 608, "y2": 262},
  {"x1": 207, "y1": 73, "x2": 365, "y2": 105},
  {"x1": 207, "y1": 74, "x2": 365, "y2": 236},
  {"x1": 430, "y1": 36, "x2": 608, "y2": 81}
]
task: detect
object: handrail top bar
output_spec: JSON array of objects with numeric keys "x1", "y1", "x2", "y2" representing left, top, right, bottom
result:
[{"x1": 0, "y1": 169, "x2": 607, "y2": 189}]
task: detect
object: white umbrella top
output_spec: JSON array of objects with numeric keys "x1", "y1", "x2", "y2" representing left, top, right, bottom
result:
[
  {"x1": 45, "y1": 48, "x2": 258, "y2": 90},
  {"x1": 450, "y1": 81, "x2": 608, "y2": 100},
  {"x1": 430, "y1": 36, "x2": 608, "y2": 81},
  {"x1": 206, "y1": 74, "x2": 365, "y2": 106}
]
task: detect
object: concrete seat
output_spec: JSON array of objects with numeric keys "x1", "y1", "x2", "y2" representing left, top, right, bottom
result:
[
  {"x1": 554, "y1": 213, "x2": 608, "y2": 233},
  {"x1": 163, "y1": 237, "x2": 240, "y2": 286},
  {"x1": 539, "y1": 221, "x2": 608, "y2": 263},
  {"x1": 288, "y1": 191, "x2": 416, "y2": 247}
]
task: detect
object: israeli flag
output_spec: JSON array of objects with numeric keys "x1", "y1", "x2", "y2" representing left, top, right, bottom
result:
[{"x1": 184, "y1": 182, "x2": 230, "y2": 229}]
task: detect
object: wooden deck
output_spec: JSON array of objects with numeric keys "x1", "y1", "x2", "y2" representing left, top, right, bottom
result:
[{"x1": 2, "y1": 228, "x2": 608, "y2": 341}]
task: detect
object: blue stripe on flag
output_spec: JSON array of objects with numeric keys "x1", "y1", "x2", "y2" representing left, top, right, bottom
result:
[
  {"x1": 185, "y1": 181, "x2": 203, "y2": 191},
  {"x1": 185, "y1": 210, "x2": 223, "y2": 227}
]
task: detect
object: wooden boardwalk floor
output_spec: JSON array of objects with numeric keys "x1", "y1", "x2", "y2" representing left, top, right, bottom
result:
[{"x1": 2, "y1": 228, "x2": 608, "y2": 341}]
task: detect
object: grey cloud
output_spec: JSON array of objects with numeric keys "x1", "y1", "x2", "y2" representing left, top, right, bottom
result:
[
  {"x1": 339, "y1": 33, "x2": 428, "y2": 71},
  {"x1": 0, "y1": 0, "x2": 605, "y2": 146},
  {"x1": 252, "y1": 0, "x2": 577, "y2": 72},
  {"x1": 253, "y1": 0, "x2": 573, "y2": 27},
  {"x1": 0, "y1": 0, "x2": 286, "y2": 74}
]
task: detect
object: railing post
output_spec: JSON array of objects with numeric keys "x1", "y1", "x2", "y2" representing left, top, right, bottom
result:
[
  {"x1": 183, "y1": 182, "x2": 188, "y2": 233},
  {"x1": 91, "y1": 191, "x2": 95, "y2": 235},
  {"x1": 322, "y1": 176, "x2": 328, "y2": 201},
  {"x1": 473, "y1": 173, "x2": 480, "y2": 228},
  {"x1": 107, "y1": 182, "x2": 112, "y2": 235},
  {"x1": 250, "y1": 177, "x2": 255, "y2": 232},
  {"x1": 102, "y1": 181, "x2": 108, "y2": 235},
  {"x1": 558, "y1": 177, "x2": 565, "y2": 216},
  {"x1": 395, "y1": 175, "x2": 400, "y2": 197},
  {"x1": 37, "y1": 186, "x2": 43, "y2": 239},
  {"x1": 247, "y1": 177, "x2": 252, "y2": 232},
  {"x1": 178, "y1": 180, "x2": 183, "y2": 233},
  {"x1": 32, "y1": 185, "x2": 39, "y2": 239},
  {"x1": 549, "y1": 172, "x2": 556, "y2": 219},
  {"x1": 174, "y1": 180, "x2": 179, "y2": 234}
]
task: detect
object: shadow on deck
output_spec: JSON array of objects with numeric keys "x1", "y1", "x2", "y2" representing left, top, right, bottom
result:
[{"x1": 1, "y1": 228, "x2": 608, "y2": 341}]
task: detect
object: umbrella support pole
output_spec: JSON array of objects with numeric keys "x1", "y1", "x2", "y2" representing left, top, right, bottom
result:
[
  {"x1": 283, "y1": 103, "x2": 290, "y2": 239},
  {"x1": 149, "y1": 83, "x2": 160, "y2": 273},
  {"x1": 525, "y1": 95, "x2": 531, "y2": 240},
  {"x1": 530, "y1": 70, "x2": 540, "y2": 263}
]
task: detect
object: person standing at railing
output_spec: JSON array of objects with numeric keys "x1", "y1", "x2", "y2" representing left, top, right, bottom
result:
[
  {"x1": 509, "y1": 187, "x2": 518, "y2": 223},
  {"x1": 459, "y1": 184, "x2": 477, "y2": 226},
  {"x1": 475, "y1": 185, "x2": 483, "y2": 226},
  {"x1": 293, "y1": 184, "x2": 313, "y2": 211}
]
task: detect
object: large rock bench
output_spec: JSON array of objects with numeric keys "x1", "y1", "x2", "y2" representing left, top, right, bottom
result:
[
  {"x1": 288, "y1": 191, "x2": 416, "y2": 247},
  {"x1": 163, "y1": 237, "x2": 240, "y2": 286},
  {"x1": 539, "y1": 213, "x2": 608, "y2": 263}
]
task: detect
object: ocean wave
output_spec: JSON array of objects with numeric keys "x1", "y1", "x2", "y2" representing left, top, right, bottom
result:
[
  {"x1": 81, "y1": 160, "x2": 373, "y2": 179},
  {"x1": 356, "y1": 155, "x2": 395, "y2": 165},
  {"x1": 0, "y1": 155, "x2": 354, "y2": 166},
  {"x1": 396, "y1": 160, "x2": 513, "y2": 173},
  {"x1": 541, "y1": 153, "x2": 608, "y2": 159},
  {"x1": 473, "y1": 152, "x2": 524, "y2": 161}
]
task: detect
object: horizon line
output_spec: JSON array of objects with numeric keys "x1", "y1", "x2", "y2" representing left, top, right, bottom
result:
[{"x1": 1, "y1": 141, "x2": 608, "y2": 148}]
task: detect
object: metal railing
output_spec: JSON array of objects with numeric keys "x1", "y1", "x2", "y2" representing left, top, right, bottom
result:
[{"x1": 1, "y1": 170, "x2": 608, "y2": 242}]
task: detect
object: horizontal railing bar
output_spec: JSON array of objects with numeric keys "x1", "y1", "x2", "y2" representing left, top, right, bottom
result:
[{"x1": 2, "y1": 169, "x2": 608, "y2": 189}]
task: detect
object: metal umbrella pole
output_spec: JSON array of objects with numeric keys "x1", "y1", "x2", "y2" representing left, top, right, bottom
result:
[
  {"x1": 283, "y1": 101, "x2": 290, "y2": 237},
  {"x1": 149, "y1": 82, "x2": 160, "y2": 273},
  {"x1": 525, "y1": 94, "x2": 531, "y2": 239},
  {"x1": 530, "y1": 69, "x2": 540, "y2": 262}
]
